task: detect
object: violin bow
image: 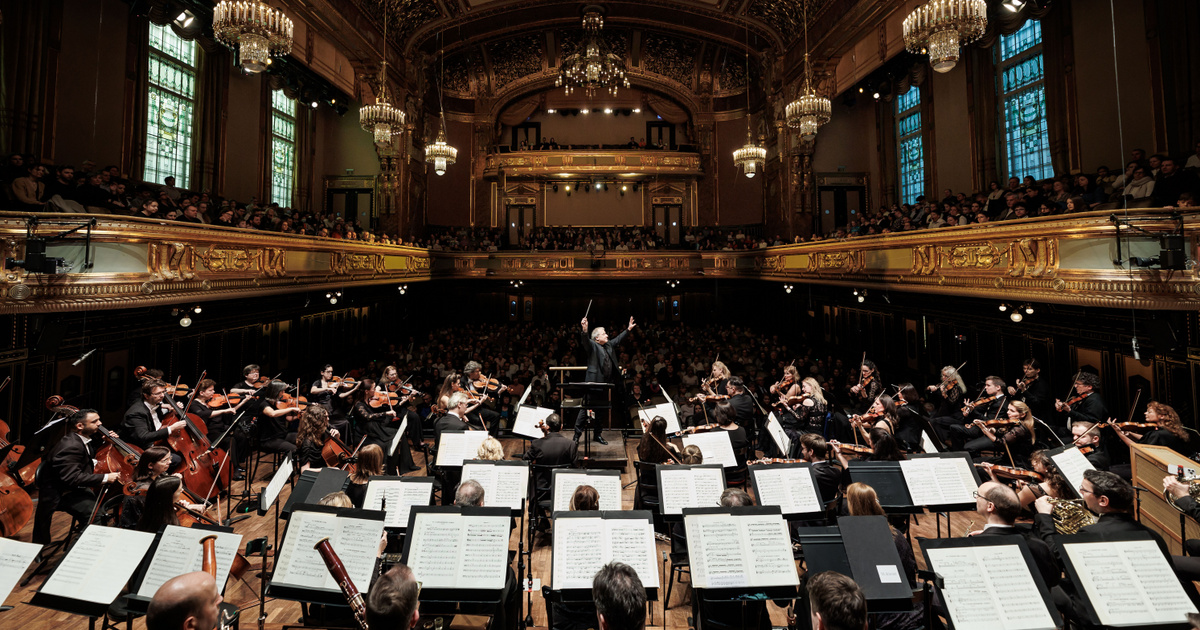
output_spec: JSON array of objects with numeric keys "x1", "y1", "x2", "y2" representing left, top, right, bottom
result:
[
  {"x1": 0, "y1": 375, "x2": 10, "y2": 394},
  {"x1": 1125, "y1": 388, "x2": 1143, "y2": 426}
]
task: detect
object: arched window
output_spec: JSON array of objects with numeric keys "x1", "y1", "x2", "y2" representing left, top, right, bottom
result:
[
  {"x1": 997, "y1": 20, "x2": 1052, "y2": 181},
  {"x1": 269, "y1": 90, "x2": 297, "y2": 207},
  {"x1": 144, "y1": 24, "x2": 197, "y2": 188},
  {"x1": 896, "y1": 87, "x2": 924, "y2": 204}
]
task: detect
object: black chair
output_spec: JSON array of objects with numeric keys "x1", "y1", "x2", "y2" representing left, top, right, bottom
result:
[
  {"x1": 528, "y1": 463, "x2": 572, "y2": 538},
  {"x1": 663, "y1": 523, "x2": 691, "y2": 609},
  {"x1": 633, "y1": 460, "x2": 661, "y2": 512},
  {"x1": 725, "y1": 447, "x2": 751, "y2": 489}
]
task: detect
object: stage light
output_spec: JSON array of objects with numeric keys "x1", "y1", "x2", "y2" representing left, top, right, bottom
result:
[
  {"x1": 873, "y1": 92, "x2": 881, "y2": 100},
  {"x1": 858, "y1": 87, "x2": 864, "y2": 93},
  {"x1": 580, "y1": 108, "x2": 590, "y2": 114},
  {"x1": 179, "y1": 315, "x2": 193, "y2": 327},
  {"x1": 998, "y1": 304, "x2": 1008, "y2": 312},
  {"x1": 857, "y1": 295, "x2": 865, "y2": 303},
  {"x1": 564, "y1": 184, "x2": 571, "y2": 192},
  {"x1": 604, "y1": 108, "x2": 613, "y2": 114},
  {"x1": 1024, "y1": 304, "x2": 1034, "y2": 315},
  {"x1": 547, "y1": 108, "x2": 556, "y2": 114},
  {"x1": 595, "y1": 182, "x2": 602, "y2": 190},
  {"x1": 193, "y1": 305, "x2": 202, "y2": 314},
  {"x1": 633, "y1": 108, "x2": 641, "y2": 113},
  {"x1": 1010, "y1": 312, "x2": 1023, "y2": 322},
  {"x1": 621, "y1": 185, "x2": 628, "y2": 192},
  {"x1": 1003, "y1": 0, "x2": 1026, "y2": 12},
  {"x1": 852, "y1": 289, "x2": 858, "y2": 296},
  {"x1": 311, "y1": 101, "x2": 318, "y2": 108}
]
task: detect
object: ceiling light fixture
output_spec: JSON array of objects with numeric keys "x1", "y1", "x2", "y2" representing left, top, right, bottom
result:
[
  {"x1": 732, "y1": 22, "x2": 765, "y2": 178},
  {"x1": 903, "y1": 0, "x2": 988, "y2": 73},
  {"x1": 213, "y1": 2, "x2": 292, "y2": 73},
  {"x1": 426, "y1": 31, "x2": 458, "y2": 176},
  {"x1": 555, "y1": 7, "x2": 630, "y2": 97},
  {"x1": 785, "y1": 0, "x2": 832, "y2": 140},
  {"x1": 359, "y1": 1, "x2": 404, "y2": 146}
]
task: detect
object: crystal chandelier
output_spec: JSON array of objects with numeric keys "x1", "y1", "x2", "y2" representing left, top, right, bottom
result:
[
  {"x1": 555, "y1": 8, "x2": 629, "y2": 97},
  {"x1": 359, "y1": 2, "x2": 404, "y2": 147},
  {"x1": 785, "y1": 2, "x2": 831, "y2": 140},
  {"x1": 732, "y1": 130, "x2": 766, "y2": 179},
  {"x1": 903, "y1": 0, "x2": 988, "y2": 73},
  {"x1": 213, "y1": 1, "x2": 293, "y2": 73},
  {"x1": 425, "y1": 114, "x2": 458, "y2": 176}
]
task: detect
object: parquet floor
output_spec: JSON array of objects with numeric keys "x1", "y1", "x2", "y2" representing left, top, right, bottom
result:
[{"x1": 2, "y1": 436, "x2": 974, "y2": 629}]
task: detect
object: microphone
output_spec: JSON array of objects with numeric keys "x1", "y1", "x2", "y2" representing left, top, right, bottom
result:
[
  {"x1": 72, "y1": 348, "x2": 96, "y2": 366},
  {"x1": 1131, "y1": 336, "x2": 1140, "y2": 360}
]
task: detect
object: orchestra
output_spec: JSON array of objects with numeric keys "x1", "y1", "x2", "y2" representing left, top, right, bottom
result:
[{"x1": 5, "y1": 326, "x2": 1200, "y2": 630}]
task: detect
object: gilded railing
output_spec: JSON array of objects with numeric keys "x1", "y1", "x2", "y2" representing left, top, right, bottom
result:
[
  {"x1": 0, "y1": 210, "x2": 1195, "y2": 313},
  {"x1": 482, "y1": 149, "x2": 703, "y2": 178}
]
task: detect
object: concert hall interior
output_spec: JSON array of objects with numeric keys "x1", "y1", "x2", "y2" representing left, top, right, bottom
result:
[{"x1": 3, "y1": 0, "x2": 1200, "y2": 629}]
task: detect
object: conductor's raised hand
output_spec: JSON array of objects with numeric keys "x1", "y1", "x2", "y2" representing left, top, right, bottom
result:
[
  {"x1": 581, "y1": 317, "x2": 589, "y2": 332},
  {"x1": 627, "y1": 316, "x2": 636, "y2": 331}
]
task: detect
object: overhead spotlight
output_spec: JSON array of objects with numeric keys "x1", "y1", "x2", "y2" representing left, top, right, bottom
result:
[
  {"x1": 621, "y1": 185, "x2": 628, "y2": 192},
  {"x1": 872, "y1": 92, "x2": 881, "y2": 100},
  {"x1": 564, "y1": 184, "x2": 571, "y2": 192},
  {"x1": 580, "y1": 108, "x2": 590, "y2": 114},
  {"x1": 330, "y1": 98, "x2": 336, "y2": 105},
  {"x1": 784, "y1": 284, "x2": 794, "y2": 294},
  {"x1": 179, "y1": 315, "x2": 193, "y2": 327},
  {"x1": 547, "y1": 108, "x2": 556, "y2": 114},
  {"x1": 858, "y1": 87, "x2": 864, "y2": 93},
  {"x1": 998, "y1": 304, "x2": 1008, "y2": 312},
  {"x1": 326, "y1": 292, "x2": 332, "y2": 298},
  {"x1": 193, "y1": 305, "x2": 202, "y2": 314},
  {"x1": 330, "y1": 297, "x2": 338, "y2": 305},
  {"x1": 1010, "y1": 312, "x2": 1024, "y2": 323},
  {"x1": 594, "y1": 182, "x2": 602, "y2": 190},
  {"x1": 852, "y1": 289, "x2": 858, "y2": 296},
  {"x1": 1024, "y1": 304, "x2": 1034, "y2": 315},
  {"x1": 1002, "y1": 0, "x2": 1026, "y2": 12},
  {"x1": 336, "y1": 291, "x2": 342, "y2": 297},
  {"x1": 604, "y1": 108, "x2": 613, "y2": 114},
  {"x1": 633, "y1": 108, "x2": 642, "y2": 113},
  {"x1": 174, "y1": 10, "x2": 195, "y2": 28},
  {"x1": 857, "y1": 294, "x2": 865, "y2": 303},
  {"x1": 310, "y1": 101, "x2": 319, "y2": 109}
]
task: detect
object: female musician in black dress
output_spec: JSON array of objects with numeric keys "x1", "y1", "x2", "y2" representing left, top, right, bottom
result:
[
  {"x1": 926, "y1": 364, "x2": 966, "y2": 417},
  {"x1": 893, "y1": 383, "x2": 927, "y2": 450},
  {"x1": 345, "y1": 444, "x2": 385, "y2": 509},
  {"x1": 965, "y1": 400, "x2": 1037, "y2": 465},
  {"x1": 120, "y1": 446, "x2": 172, "y2": 528},
  {"x1": 347, "y1": 379, "x2": 400, "y2": 473},
  {"x1": 295, "y1": 405, "x2": 340, "y2": 472}
]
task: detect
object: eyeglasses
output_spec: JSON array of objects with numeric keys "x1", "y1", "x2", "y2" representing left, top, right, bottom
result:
[{"x1": 972, "y1": 490, "x2": 982, "y2": 499}]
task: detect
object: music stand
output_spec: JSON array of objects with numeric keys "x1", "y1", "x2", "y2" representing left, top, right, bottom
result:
[
  {"x1": 795, "y1": 516, "x2": 915, "y2": 613},
  {"x1": 281, "y1": 467, "x2": 349, "y2": 519},
  {"x1": 846, "y1": 461, "x2": 924, "y2": 515},
  {"x1": 559, "y1": 381, "x2": 614, "y2": 459},
  {"x1": 549, "y1": 510, "x2": 660, "y2": 625}
]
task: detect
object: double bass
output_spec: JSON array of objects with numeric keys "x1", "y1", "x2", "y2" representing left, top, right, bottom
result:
[
  {"x1": 0, "y1": 382, "x2": 41, "y2": 488},
  {"x1": 0, "y1": 380, "x2": 33, "y2": 536}
]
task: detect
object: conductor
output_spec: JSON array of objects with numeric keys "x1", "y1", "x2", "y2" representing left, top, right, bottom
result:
[{"x1": 574, "y1": 315, "x2": 636, "y2": 445}]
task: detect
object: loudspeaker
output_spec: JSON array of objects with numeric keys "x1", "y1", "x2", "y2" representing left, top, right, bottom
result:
[{"x1": 1160, "y1": 235, "x2": 1186, "y2": 270}]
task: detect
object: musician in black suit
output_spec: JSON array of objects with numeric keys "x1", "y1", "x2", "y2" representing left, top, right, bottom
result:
[
  {"x1": 32, "y1": 409, "x2": 122, "y2": 544},
  {"x1": 432, "y1": 392, "x2": 484, "y2": 505},
  {"x1": 722, "y1": 377, "x2": 758, "y2": 447},
  {"x1": 932, "y1": 376, "x2": 1009, "y2": 450},
  {"x1": 798, "y1": 434, "x2": 842, "y2": 504},
  {"x1": 1055, "y1": 372, "x2": 1109, "y2": 426},
  {"x1": 1007, "y1": 359, "x2": 1053, "y2": 422},
  {"x1": 524, "y1": 413, "x2": 577, "y2": 468},
  {"x1": 1070, "y1": 421, "x2": 1110, "y2": 470},
  {"x1": 970, "y1": 481, "x2": 1059, "y2": 588},
  {"x1": 121, "y1": 379, "x2": 185, "y2": 470},
  {"x1": 459, "y1": 361, "x2": 504, "y2": 435},
  {"x1": 573, "y1": 315, "x2": 635, "y2": 445},
  {"x1": 1033, "y1": 470, "x2": 1182, "y2": 624}
]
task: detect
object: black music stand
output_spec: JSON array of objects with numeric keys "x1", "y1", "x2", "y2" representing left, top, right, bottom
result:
[
  {"x1": 846, "y1": 461, "x2": 924, "y2": 516},
  {"x1": 548, "y1": 511, "x2": 660, "y2": 626},
  {"x1": 795, "y1": 516, "x2": 916, "y2": 614},
  {"x1": 559, "y1": 381, "x2": 613, "y2": 459}
]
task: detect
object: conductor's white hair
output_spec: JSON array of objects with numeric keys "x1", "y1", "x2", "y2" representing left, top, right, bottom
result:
[{"x1": 591, "y1": 327, "x2": 606, "y2": 341}]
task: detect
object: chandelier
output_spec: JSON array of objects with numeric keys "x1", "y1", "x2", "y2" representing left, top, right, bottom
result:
[
  {"x1": 785, "y1": 1, "x2": 831, "y2": 140},
  {"x1": 359, "y1": 2, "x2": 404, "y2": 147},
  {"x1": 732, "y1": 131, "x2": 766, "y2": 179},
  {"x1": 556, "y1": 8, "x2": 629, "y2": 97},
  {"x1": 360, "y1": 61, "x2": 405, "y2": 147},
  {"x1": 425, "y1": 114, "x2": 458, "y2": 176},
  {"x1": 213, "y1": 1, "x2": 293, "y2": 73},
  {"x1": 903, "y1": 0, "x2": 988, "y2": 73}
]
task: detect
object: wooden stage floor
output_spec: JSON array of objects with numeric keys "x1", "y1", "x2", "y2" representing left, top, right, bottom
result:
[{"x1": 3, "y1": 434, "x2": 976, "y2": 629}]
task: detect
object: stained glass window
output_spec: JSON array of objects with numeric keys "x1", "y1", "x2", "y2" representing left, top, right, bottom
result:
[
  {"x1": 896, "y1": 88, "x2": 924, "y2": 205},
  {"x1": 144, "y1": 24, "x2": 196, "y2": 189},
  {"x1": 997, "y1": 20, "x2": 1053, "y2": 181},
  {"x1": 269, "y1": 90, "x2": 296, "y2": 207}
]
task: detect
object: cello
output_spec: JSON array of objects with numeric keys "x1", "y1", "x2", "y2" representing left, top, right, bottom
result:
[
  {"x1": 0, "y1": 380, "x2": 42, "y2": 488},
  {"x1": 164, "y1": 373, "x2": 231, "y2": 500},
  {"x1": 94, "y1": 427, "x2": 143, "y2": 495},
  {"x1": 0, "y1": 378, "x2": 34, "y2": 536}
]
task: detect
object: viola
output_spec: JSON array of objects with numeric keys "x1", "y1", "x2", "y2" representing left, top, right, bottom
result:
[
  {"x1": 1078, "y1": 445, "x2": 1094, "y2": 455},
  {"x1": 207, "y1": 392, "x2": 242, "y2": 408},
  {"x1": 1112, "y1": 421, "x2": 1160, "y2": 431},
  {"x1": 852, "y1": 411, "x2": 883, "y2": 423},
  {"x1": 368, "y1": 390, "x2": 399, "y2": 409},
  {"x1": 748, "y1": 457, "x2": 803, "y2": 465},
  {"x1": 977, "y1": 463, "x2": 1044, "y2": 483},
  {"x1": 676, "y1": 423, "x2": 719, "y2": 436},
  {"x1": 979, "y1": 417, "x2": 1020, "y2": 428},
  {"x1": 278, "y1": 392, "x2": 309, "y2": 412}
]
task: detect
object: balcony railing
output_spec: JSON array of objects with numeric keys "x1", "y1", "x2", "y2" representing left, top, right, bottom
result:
[
  {"x1": 0, "y1": 210, "x2": 1195, "y2": 313},
  {"x1": 482, "y1": 149, "x2": 703, "y2": 178}
]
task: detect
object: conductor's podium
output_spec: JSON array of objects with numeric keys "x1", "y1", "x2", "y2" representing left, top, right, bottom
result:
[{"x1": 1131, "y1": 443, "x2": 1200, "y2": 554}]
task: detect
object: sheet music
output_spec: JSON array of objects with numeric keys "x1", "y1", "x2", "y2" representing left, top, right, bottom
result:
[
  {"x1": 436, "y1": 431, "x2": 491, "y2": 467},
  {"x1": 551, "y1": 517, "x2": 658, "y2": 590},
  {"x1": 40, "y1": 525, "x2": 155, "y2": 604},
  {"x1": 659, "y1": 467, "x2": 726, "y2": 515},
  {"x1": 273, "y1": 510, "x2": 385, "y2": 593},
  {"x1": 899, "y1": 458, "x2": 977, "y2": 506},
  {"x1": 461, "y1": 462, "x2": 529, "y2": 510},
  {"x1": 764, "y1": 413, "x2": 791, "y2": 456},
  {"x1": 925, "y1": 544, "x2": 1057, "y2": 630},
  {"x1": 1050, "y1": 447, "x2": 1095, "y2": 499},
  {"x1": 517, "y1": 383, "x2": 532, "y2": 407},
  {"x1": 552, "y1": 472, "x2": 623, "y2": 512},
  {"x1": 682, "y1": 431, "x2": 738, "y2": 468},
  {"x1": 922, "y1": 431, "x2": 939, "y2": 453},
  {"x1": 751, "y1": 466, "x2": 823, "y2": 514},
  {"x1": 637, "y1": 402, "x2": 681, "y2": 435},
  {"x1": 406, "y1": 512, "x2": 510, "y2": 589},
  {"x1": 262, "y1": 456, "x2": 294, "y2": 511},
  {"x1": 1063, "y1": 539, "x2": 1197, "y2": 626},
  {"x1": 364, "y1": 479, "x2": 434, "y2": 528},
  {"x1": 512, "y1": 405, "x2": 556, "y2": 440},
  {"x1": 685, "y1": 512, "x2": 799, "y2": 589},
  {"x1": 0, "y1": 538, "x2": 42, "y2": 603},
  {"x1": 136, "y1": 526, "x2": 243, "y2": 597},
  {"x1": 389, "y1": 418, "x2": 409, "y2": 456}
]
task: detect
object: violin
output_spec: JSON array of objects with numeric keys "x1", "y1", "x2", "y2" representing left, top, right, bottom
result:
[
  {"x1": 978, "y1": 417, "x2": 1019, "y2": 428},
  {"x1": 278, "y1": 392, "x2": 309, "y2": 412},
  {"x1": 368, "y1": 390, "x2": 399, "y2": 409},
  {"x1": 776, "y1": 393, "x2": 809, "y2": 408},
  {"x1": 207, "y1": 393, "x2": 239, "y2": 408},
  {"x1": 676, "y1": 423, "x2": 719, "y2": 436},
  {"x1": 939, "y1": 379, "x2": 958, "y2": 396},
  {"x1": 1105, "y1": 420, "x2": 1160, "y2": 432},
  {"x1": 772, "y1": 375, "x2": 795, "y2": 392},
  {"x1": 1063, "y1": 391, "x2": 1091, "y2": 407},
  {"x1": 1015, "y1": 374, "x2": 1037, "y2": 392},
  {"x1": 1078, "y1": 445, "x2": 1094, "y2": 455},
  {"x1": 835, "y1": 442, "x2": 876, "y2": 457},
  {"x1": 976, "y1": 463, "x2": 1044, "y2": 483},
  {"x1": 387, "y1": 381, "x2": 424, "y2": 396},
  {"x1": 962, "y1": 393, "x2": 1000, "y2": 414},
  {"x1": 748, "y1": 457, "x2": 802, "y2": 465},
  {"x1": 851, "y1": 411, "x2": 883, "y2": 424},
  {"x1": 688, "y1": 393, "x2": 730, "y2": 403},
  {"x1": 472, "y1": 376, "x2": 507, "y2": 395}
]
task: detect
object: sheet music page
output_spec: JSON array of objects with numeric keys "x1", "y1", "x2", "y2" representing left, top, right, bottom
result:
[
  {"x1": 551, "y1": 517, "x2": 605, "y2": 590},
  {"x1": 40, "y1": 525, "x2": 155, "y2": 604},
  {"x1": 462, "y1": 463, "x2": 528, "y2": 510},
  {"x1": 691, "y1": 468, "x2": 726, "y2": 510},
  {"x1": 926, "y1": 544, "x2": 1056, "y2": 630},
  {"x1": 753, "y1": 467, "x2": 822, "y2": 514},
  {"x1": 517, "y1": 383, "x2": 532, "y2": 407},
  {"x1": 636, "y1": 402, "x2": 681, "y2": 435},
  {"x1": 406, "y1": 513, "x2": 463, "y2": 588},
  {"x1": 273, "y1": 510, "x2": 342, "y2": 590},
  {"x1": 457, "y1": 515, "x2": 510, "y2": 589},
  {"x1": 364, "y1": 479, "x2": 434, "y2": 528},
  {"x1": 136, "y1": 526, "x2": 243, "y2": 598},
  {"x1": 513, "y1": 405, "x2": 555, "y2": 440},
  {"x1": 765, "y1": 413, "x2": 791, "y2": 456},
  {"x1": 0, "y1": 538, "x2": 43, "y2": 602},
  {"x1": 334, "y1": 515, "x2": 388, "y2": 594},
  {"x1": 682, "y1": 431, "x2": 738, "y2": 468},
  {"x1": 553, "y1": 472, "x2": 623, "y2": 512},
  {"x1": 935, "y1": 458, "x2": 978, "y2": 503},
  {"x1": 685, "y1": 514, "x2": 748, "y2": 588},
  {"x1": 658, "y1": 468, "x2": 698, "y2": 515},
  {"x1": 389, "y1": 418, "x2": 408, "y2": 456},
  {"x1": 436, "y1": 431, "x2": 491, "y2": 467},
  {"x1": 1050, "y1": 448, "x2": 1095, "y2": 499},
  {"x1": 922, "y1": 431, "x2": 939, "y2": 453},
  {"x1": 901, "y1": 459, "x2": 974, "y2": 506},
  {"x1": 740, "y1": 516, "x2": 800, "y2": 586},
  {"x1": 262, "y1": 456, "x2": 294, "y2": 510},
  {"x1": 606, "y1": 519, "x2": 659, "y2": 588},
  {"x1": 1064, "y1": 540, "x2": 1197, "y2": 626}
]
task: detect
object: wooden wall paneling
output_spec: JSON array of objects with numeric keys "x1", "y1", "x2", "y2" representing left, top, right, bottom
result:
[
  {"x1": 904, "y1": 318, "x2": 919, "y2": 372},
  {"x1": 1121, "y1": 355, "x2": 1154, "y2": 420},
  {"x1": 102, "y1": 349, "x2": 128, "y2": 417},
  {"x1": 277, "y1": 320, "x2": 291, "y2": 371}
]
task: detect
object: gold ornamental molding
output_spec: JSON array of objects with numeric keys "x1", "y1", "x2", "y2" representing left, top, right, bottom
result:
[
  {"x1": 1, "y1": 209, "x2": 1198, "y2": 312},
  {"x1": 482, "y1": 150, "x2": 703, "y2": 178}
]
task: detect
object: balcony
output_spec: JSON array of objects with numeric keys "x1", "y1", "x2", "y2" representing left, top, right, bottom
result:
[
  {"x1": 482, "y1": 148, "x2": 703, "y2": 179},
  {"x1": 0, "y1": 210, "x2": 1196, "y2": 313}
]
